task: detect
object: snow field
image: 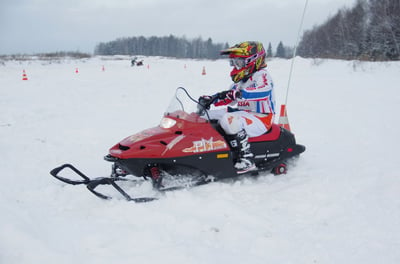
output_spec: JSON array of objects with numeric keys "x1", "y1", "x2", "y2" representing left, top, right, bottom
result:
[{"x1": 1, "y1": 56, "x2": 400, "y2": 264}]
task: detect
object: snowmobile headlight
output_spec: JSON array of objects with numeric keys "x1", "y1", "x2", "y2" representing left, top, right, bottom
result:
[{"x1": 160, "y1": 117, "x2": 177, "y2": 128}]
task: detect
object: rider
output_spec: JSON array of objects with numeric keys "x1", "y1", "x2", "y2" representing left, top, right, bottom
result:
[{"x1": 200, "y1": 41, "x2": 276, "y2": 174}]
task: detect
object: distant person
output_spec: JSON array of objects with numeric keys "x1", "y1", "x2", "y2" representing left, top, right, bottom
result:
[
  {"x1": 200, "y1": 41, "x2": 276, "y2": 174},
  {"x1": 131, "y1": 57, "x2": 137, "y2": 66}
]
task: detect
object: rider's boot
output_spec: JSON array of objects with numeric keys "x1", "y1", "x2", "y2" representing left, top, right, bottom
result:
[{"x1": 227, "y1": 129, "x2": 257, "y2": 174}]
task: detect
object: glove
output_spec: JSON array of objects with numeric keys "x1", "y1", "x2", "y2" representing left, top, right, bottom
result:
[{"x1": 218, "y1": 90, "x2": 241, "y2": 101}]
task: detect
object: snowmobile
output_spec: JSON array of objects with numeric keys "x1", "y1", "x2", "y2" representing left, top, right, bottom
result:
[
  {"x1": 50, "y1": 87, "x2": 305, "y2": 202},
  {"x1": 131, "y1": 58, "x2": 144, "y2": 67}
]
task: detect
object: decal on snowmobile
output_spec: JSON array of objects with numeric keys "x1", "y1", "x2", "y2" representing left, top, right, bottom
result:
[
  {"x1": 267, "y1": 153, "x2": 280, "y2": 158},
  {"x1": 183, "y1": 137, "x2": 227, "y2": 153},
  {"x1": 254, "y1": 153, "x2": 280, "y2": 159},
  {"x1": 161, "y1": 134, "x2": 186, "y2": 156}
]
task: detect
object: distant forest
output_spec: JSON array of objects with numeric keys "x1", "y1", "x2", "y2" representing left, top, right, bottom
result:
[
  {"x1": 94, "y1": 36, "x2": 229, "y2": 59},
  {"x1": 94, "y1": 35, "x2": 294, "y2": 60},
  {"x1": 298, "y1": 0, "x2": 400, "y2": 60}
]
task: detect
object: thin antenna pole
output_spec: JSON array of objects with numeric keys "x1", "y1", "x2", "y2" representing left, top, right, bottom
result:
[{"x1": 284, "y1": 0, "x2": 309, "y2": 106}]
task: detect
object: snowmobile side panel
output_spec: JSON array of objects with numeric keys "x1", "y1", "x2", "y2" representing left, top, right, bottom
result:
[{"x1": 114, "y1": 150, "x2": 236, "y2": 179}]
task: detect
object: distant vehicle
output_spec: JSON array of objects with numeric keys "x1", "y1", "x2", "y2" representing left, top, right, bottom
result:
[{"x1": 131, "y1": 57, "x2": 144, "y2": 67}]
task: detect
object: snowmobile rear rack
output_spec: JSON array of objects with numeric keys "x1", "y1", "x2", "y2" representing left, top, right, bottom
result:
[{"x1": 50, "y1": 164, "x2": 158, "y2": 202}]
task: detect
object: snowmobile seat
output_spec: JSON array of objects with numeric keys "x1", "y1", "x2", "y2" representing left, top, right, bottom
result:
[
  {"x1": 249, "y1": 124, "x2": 281, "y2": 142},
  {"x1": 211, "y1": 120, "x2": 281, "y2": 142}
]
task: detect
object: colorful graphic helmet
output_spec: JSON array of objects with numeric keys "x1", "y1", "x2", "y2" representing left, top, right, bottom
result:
[{"x1": 221, "y1": 41, "x2": 267, "y2": 83}]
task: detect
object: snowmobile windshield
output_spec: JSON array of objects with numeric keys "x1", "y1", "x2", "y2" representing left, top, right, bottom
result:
[{"x1": 163, "y1": 87, "x2": 210, "y2": 123}]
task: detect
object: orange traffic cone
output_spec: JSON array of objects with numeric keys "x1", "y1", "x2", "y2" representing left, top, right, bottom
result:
[
  {"x1": 202, "y1": 66, "x2": 206, "y2": 75},
  {"x1": 22, "y1": 70, "x2": 28, "y2": 80},
  {"x1": 278, "y1": 104, "x2": 291, "y2": 131}
]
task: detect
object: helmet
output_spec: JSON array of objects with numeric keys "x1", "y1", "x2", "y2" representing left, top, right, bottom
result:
[{"x1": 221, "y1": 41, "x2": 267, "y2": 83}]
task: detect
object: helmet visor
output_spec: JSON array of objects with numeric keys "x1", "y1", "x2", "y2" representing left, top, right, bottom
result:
[{"x1": 229, "y1": 57, "x2": 246, "y2": 70}]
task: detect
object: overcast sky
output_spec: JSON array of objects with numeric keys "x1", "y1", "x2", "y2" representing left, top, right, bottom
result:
[{"x1": 0, "y1": 0, "x2": 358, "y2": 55}]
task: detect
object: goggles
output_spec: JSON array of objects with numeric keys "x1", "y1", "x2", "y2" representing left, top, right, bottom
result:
[
  {"x1": 229, "y1": 50, "x2": 266, "y2": 70},
  {"x1": 229, "y1": 57, "x2": 246, "y2": 70}
]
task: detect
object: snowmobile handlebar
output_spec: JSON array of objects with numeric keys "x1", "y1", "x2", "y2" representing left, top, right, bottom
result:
[
  {"x1": 196, "y1": 93, "x2": 220, "y2": 116},
  {"x1": 196, "y1": 89, "x2": 241, "y2": 115}
]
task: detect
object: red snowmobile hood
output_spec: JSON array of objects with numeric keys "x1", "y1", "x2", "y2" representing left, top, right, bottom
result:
[{"x1": 109, "y1": 115, "x2": 230, "y2": 159}]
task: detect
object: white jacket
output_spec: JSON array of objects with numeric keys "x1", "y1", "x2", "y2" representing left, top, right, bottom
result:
[{"x1": 215, "y1": 68, "x2": 276, "y2": 115}]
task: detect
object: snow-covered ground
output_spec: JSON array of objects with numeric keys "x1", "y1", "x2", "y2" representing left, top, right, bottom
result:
[{"x1": 1, "y1": 56, "x2": 399, "y2": 264}]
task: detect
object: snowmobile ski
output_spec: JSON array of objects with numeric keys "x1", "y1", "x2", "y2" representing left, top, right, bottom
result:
[{"x1": 50, "y1": 164, "x2": 158, "y2": 202}]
